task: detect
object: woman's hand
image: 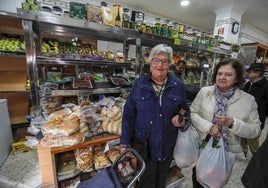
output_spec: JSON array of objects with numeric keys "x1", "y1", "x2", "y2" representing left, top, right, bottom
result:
[
  {"x1": 215, "y1": 115, "x2": 234, "y2": 127},
  {"x1": 210, "y1": 124, "x2": 222, "y2": 137},
  {"x1": 120, "y1": 147, "x2": 127, "y2": 153},
  {"x1": 172, "y1": 115, "x2": 185, "y2": 127}
]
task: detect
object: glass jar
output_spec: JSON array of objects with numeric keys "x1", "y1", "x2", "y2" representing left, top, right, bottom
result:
[
  {"x1": 146, "y1": 23, "x2": 153, "y2": 34},
  {"x1": 161, "y1": 23, "x2": 168, "y2": 37},
  {"x1": 139, "y1": 21, "x2": 147, "y2": 33},
  {"x1": 200, "y1": 32, "x2": 206, "y2": 45},
  {"x1": 178, "y1": 24, "x2": 185, "y2": 33},
  {"x1": 123, "y1": 20, "x2": 130, "y2": 28},
  {"x1": 154, "y1": 17, "x2": 162, "y2": 36},
  {"x1": 192, "y1": 29, "x2": 198, "y2": 43},
  {"x1": 178, "y1": 24, "x2": 185, "y2": 39},
  {"x1": 164, "y1": 20, "x2": 172, "y2": 38},
  {"x1": 130, "y1": 21, "x2": 136, "y2": 30},
  {"x1": 172, "y1": 22, "x2": 179, "y2": 39}
]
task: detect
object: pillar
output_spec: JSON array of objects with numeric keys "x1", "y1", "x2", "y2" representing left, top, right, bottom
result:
[{"x1": 213, "y1": 3, "x2": 245, "y2": 45}]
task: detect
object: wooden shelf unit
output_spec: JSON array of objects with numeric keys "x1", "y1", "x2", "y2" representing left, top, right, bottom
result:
[
  {"x1": 37, "y1": 134, "x2": 120, "y2": 188},
  {"x1": 241, "y1": 42, "x2": 268, "y2": 65}
]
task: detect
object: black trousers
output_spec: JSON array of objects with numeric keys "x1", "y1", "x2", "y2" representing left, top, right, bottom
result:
[
  {"x1": 136, "y1": 157, "x2": 173, "y2": 188},
  {"x1": 192, "y1": 167, "x2": 204, "y2": 188}
]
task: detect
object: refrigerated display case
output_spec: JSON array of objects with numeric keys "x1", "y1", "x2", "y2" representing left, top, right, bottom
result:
[{"x1": 0, "y1": 99, "x2": 14, "y2": 167}]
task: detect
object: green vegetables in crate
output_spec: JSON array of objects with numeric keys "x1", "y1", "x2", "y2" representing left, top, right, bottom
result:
[{"x1": 0, "y1": 38, "x2": 21, "y2": 52}]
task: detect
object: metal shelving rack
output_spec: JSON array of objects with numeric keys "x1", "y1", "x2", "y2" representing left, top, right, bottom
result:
[{"x1": 15, "y1": 8, "x2": 232, "y2": 116}]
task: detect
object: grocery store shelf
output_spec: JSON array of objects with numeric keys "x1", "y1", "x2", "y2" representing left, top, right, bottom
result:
[
  {"x1": 16, "y1": 8, "x2": 232, "y2": 56},
  {"x1": 36, "y1": 56, "x2": 133, "y2": 67}
]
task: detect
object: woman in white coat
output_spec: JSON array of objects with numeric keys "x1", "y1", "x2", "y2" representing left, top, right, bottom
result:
[{"x1": 190, "y1": 58, "x2": 261, "y2": 188}]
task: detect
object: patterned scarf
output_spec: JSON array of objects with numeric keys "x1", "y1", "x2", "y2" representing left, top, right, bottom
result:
[{"x1": 213, "y1": 86, "x2": 235, "y2": 149}]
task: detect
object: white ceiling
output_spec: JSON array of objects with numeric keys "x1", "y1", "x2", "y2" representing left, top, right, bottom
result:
[{"x1": 114, "y1": 0, "x2": 268, "y2": 37}]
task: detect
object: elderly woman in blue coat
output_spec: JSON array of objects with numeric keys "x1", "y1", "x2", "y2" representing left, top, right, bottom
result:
[{"x1": 120, "y1": 44, "x2": 190, "y2": 188}]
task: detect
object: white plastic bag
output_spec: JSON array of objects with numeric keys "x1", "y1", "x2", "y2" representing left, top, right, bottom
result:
[
  {"x1": 196, "y1": 137, "x2": 235, "y2": 188},
  {"x1": 173, "y1": 125, "x2": 200, "y2": 168}
]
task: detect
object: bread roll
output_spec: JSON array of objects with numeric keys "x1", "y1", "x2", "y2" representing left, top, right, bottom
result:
[
  {"x1": 102, "y1": 117, "x2": 109, "y2": 132},
  {"x1": 111, "y1": 111, "x2": 122, "y2": 121},
  {"x1": 107, "y1": 106, "x2": 120, "y2": 119}
]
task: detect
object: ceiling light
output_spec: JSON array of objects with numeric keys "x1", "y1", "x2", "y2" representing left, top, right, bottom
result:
[{"x1": 180, "y1": 0, "x2": 190, "y2": 6}]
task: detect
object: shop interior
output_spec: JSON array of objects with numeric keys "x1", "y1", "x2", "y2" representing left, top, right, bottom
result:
[{"x1": 0, "y1": 0, "x2": 267, "y2": 187}]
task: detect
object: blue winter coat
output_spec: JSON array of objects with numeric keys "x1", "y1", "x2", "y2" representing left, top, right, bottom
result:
[{"x1": 120, "y1": 74, "x2": 190, "y2": 161}]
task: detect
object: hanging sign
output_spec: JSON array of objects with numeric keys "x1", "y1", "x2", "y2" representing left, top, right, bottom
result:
[{"x1": 218, "y1": 28, "x2": 224, "y2": 35}]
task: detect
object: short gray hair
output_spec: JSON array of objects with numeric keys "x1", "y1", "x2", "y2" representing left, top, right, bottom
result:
[{"x1": 148, "y1": 44, "x2": 173, "y2": 64}]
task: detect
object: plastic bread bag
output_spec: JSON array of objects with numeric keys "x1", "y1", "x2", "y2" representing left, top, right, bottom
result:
[
  {"x1": 196, "y1": 137, "x2": 235, "y2": 188},
  {"x1": 173, "y1": 123, "x2": 200, "y2": 168}
]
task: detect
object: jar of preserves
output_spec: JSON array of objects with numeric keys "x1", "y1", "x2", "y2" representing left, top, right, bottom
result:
[
  {"x1": 165, "y1": 20, "x2": 172, "y2": 38},
  {"x1": 154, "y1": 17, "x2": 162, "y2": 36},
  {"x1": 146, "y1": 23, "x2": 153, "y2": 34},
  {"x1": 123, "y1": 20, "x2": 130, "y2": 28},
  {"x1": 130, "y1": 21, "x2": 136, "y2": 30},
  {"x1": 200, "y1": 32, "x2": 206, "y2": 45},
  {"x1": 139, "y1": 21, "x2": 147, "y2": 33},
  {"x1": 178, "y1": 24, "x2": 185, "y2": 33},
  {"x1": 192, "y1": 29, "x2": 198, "y2": 43},
  {"x1": 161, "y1": 23, "x2": 168, "y2": 37},
  {"x1": 172, "y1": 22, "x2": 179, "y2": 39}
]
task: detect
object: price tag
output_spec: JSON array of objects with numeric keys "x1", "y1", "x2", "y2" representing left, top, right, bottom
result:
[
  {"x1": 174, "y1": 39, "x2": 180, "y2": 45},
  {"x1": 104, "y1": 138, "x2": 120, "y2": 153}
]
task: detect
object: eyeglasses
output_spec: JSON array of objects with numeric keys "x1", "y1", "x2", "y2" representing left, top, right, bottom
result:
[{"x1": 151, "y1": 58, "x2": 170, "y2": 65}]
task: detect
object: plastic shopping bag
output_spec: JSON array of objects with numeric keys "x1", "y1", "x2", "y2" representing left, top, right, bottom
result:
[
  {"x1": 196, "y1": 137, "x2": 235, "y2": 188},
  {"x1": 173, "y1": 125, "x2": 200, "y2": 168}
]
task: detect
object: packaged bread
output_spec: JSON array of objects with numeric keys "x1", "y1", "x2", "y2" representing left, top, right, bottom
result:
[
  {"x1": 48, "y1": 109, "x2": 71, "y2": 121},
  {"x1": 106, "y1": 145, "x2": 121, "y2": 162},
  {"x1": 75, "y1": 147, "x2": 94, "y2": 172},
  {"x1": 41, "y1": 132, "x2": 85, "y2": 147},
  {"x1": 68, "y1": 111, "x2": 81, "y2": 122},
  {"x1": 42, "y1": 119, "x2": 80, "y2": 136}
]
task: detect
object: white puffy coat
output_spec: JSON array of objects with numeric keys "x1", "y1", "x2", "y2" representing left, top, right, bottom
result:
[{"x1": 190, "y1": 85, "x2": 261, "y2": 154}]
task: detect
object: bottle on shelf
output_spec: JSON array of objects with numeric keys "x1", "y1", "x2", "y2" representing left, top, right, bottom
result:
[{"x1": 114, "y1": 5, "x2": 122, "y2": 27}]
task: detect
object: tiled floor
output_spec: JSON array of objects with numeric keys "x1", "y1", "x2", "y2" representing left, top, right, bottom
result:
[
  {"x1": 0, "y1": 119, "x2": 267, "y2": 188},
  {"x1": 0, "y1": 150, "x2": 41, "y2": 188}
]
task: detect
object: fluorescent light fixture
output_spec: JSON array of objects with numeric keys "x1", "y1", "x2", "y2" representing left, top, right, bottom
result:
[{"x1": 180, "y1": 0, "x2": 190, "y2": 6}]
